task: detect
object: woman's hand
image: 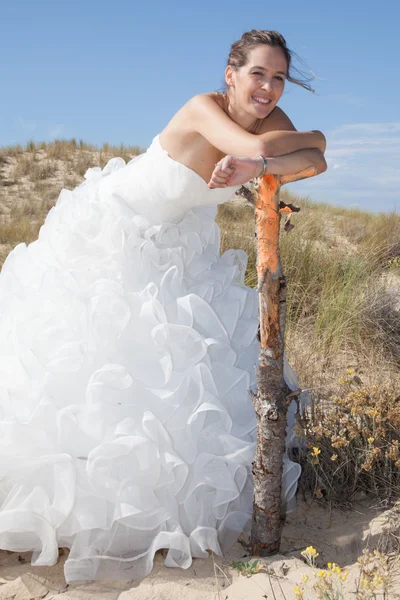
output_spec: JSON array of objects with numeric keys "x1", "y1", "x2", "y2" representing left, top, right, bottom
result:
[{"x1": 208, "y1": 155, "x2": 262, "y2": 189}]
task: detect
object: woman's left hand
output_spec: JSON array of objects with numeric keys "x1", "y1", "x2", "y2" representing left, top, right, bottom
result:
[{"x1": 208, "y1": 155, "x2": 261, "y2": 189}]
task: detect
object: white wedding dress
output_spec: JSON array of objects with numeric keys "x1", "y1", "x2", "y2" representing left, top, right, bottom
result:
[{"x1": 0, "y1": 134, "x2": 304, "y2": 583}]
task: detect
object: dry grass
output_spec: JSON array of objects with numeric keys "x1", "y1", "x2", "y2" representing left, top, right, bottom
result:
[
  {"x1": 1, "y1": 139, "x2": 143, "y2": 188},
  {"x1": 12, "y1": 156, "x2": 58, "y2": 182},
  {"x1": 0, "y1": 144, "x2": 23, "y2": 159},
  {"x1": 217, "y1": 190, "x2": 400, "y2": 508},
  {"x1": 0, "y1": 216, "x2": 41, "y2": 245},
  {"x1": 217, "y1": 192, "x2": 400, "y2": 397},
  {"x1": 76, "y1": 153, "x2": 95, "y2": 177}
]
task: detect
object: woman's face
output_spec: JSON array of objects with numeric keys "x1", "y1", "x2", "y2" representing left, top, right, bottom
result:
[{"x1": 226, "y1": 44, "x2": 287, "y2": 121}]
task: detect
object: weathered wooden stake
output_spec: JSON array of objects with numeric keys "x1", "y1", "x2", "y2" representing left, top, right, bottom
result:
[{"x1": 250, "y1": 167, "x2": 317, "y2": 555}]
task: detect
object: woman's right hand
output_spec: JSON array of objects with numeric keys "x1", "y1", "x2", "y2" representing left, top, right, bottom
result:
[{"x1": 208, "y1": 155, "x2": 262, "y2": 189}]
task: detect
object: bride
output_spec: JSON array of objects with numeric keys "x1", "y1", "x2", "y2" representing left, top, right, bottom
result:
[{"x1": 0, "y1": 29, "x2": 326, "y2": 583}]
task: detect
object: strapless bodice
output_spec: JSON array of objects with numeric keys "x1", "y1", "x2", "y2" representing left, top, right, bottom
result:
[{"x1": 96, "y1": 134, "x2": 241, "y2": 223}]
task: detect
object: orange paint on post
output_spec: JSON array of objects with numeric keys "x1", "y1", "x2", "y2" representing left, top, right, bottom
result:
[
  {"x1": 255, "y1": 175, "x2": 281, "y2": 280},
  {"x1": 255, "y1": 166, "x2": 318, "y2": 281},
  {"x1": 254, "y1": 167, "x2": 320, "y2": 349}
]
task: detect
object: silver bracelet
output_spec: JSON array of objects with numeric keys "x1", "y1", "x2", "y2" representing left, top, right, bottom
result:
[{"x1": 256, "y1": 155, "x2": 268, "y2": 178}]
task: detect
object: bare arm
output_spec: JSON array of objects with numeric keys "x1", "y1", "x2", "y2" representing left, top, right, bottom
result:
[
  {"x1": 258, "y1": 106, "x2": 327, "y2": 176},
  {"x1": 260, "y1": 106, "x2": 326, "y2": 153},
  {"x1": 265, "y1": 147, "x2": 327, "y2": 176},
  {"x1": 188, "y1": 94, "x2": 326, "y2": 157},
  {"x1": 208, "y1": 147, "x2": 327, "y2": 189},
  {"x1": 208, "y1": 106, "x2": 327, "y2": 189}
]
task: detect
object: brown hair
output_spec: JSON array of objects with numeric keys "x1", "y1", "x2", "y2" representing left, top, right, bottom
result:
[{"x1": 225, "y1": 29, "x2": 316, "y2": 94}]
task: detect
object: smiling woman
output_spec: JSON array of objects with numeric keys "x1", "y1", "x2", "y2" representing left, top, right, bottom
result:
[
  {"x1": 159, "y1": 30, "x2": 326, "y2": 184},
  {"x1": 0, "y1": 29, "x2": 326, "y2": 583}
]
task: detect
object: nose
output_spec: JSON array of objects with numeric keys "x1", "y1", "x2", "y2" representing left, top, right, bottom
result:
[{"x1": 261, "y1": 79, "x2": 273, "y2": 93}]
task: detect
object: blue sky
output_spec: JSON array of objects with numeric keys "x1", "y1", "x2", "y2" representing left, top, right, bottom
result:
[{"x1": 1, "y1": 0, "x2": 399, "y2": 213}]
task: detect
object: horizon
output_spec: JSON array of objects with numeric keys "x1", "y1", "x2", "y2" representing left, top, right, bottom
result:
[{"x1": 1, "y1": 137, "x2": 398, "y2": 218}]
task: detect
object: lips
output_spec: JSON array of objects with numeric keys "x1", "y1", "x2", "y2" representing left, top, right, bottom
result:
[{"x1": 252, "y1": 96, "x2": 272, "y2": 106}]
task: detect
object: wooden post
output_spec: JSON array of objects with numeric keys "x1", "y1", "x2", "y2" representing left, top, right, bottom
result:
[{"x1": 250, "y1": 167, "x2": 317, "y2": 555}]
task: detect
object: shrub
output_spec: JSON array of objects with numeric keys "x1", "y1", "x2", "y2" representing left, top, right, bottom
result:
[{"x1": 295, "y1": 373, "x2": 400, "y2": 504}]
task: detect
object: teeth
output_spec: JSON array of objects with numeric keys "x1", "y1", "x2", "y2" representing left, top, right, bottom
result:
[{"x1": 253, "y1": 97, "x2": 271, "y2": 104}]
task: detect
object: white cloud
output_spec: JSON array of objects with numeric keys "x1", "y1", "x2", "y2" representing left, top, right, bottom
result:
[
  {"x1": 331, "y1": 122, "x2": 400, "y2": 135},
  {"x1": 286, "y1": 122, "x2": 400, "y2": 212}
]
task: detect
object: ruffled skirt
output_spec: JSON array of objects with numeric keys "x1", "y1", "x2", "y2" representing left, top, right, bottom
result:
[{"x1": 0, "y1": 157, "x2": 303, "y2": 582}]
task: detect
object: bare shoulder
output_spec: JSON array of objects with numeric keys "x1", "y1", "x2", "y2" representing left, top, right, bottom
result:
[
  {"x1": 161, "y1": 92, "x2": 225, "y2": 137},
  {"x1": 258, "y1": 106, "x2": 297, "y2": 133},
  {"x1": 159, "y1": 90, "x2": 260, "y2": 168},
  {"x1": 186, "y1": 91, "x2": 227, "y2": 112},
  {"x1": 162, "y1": 92, "x2": 266, "y2": 157},
  {"x1": 203, "y1": 91, "x2": 227, "y2": 108},
  {"x1": 158, "y1": 92, "x2": 230, "y2": 183},
  {"x1": 159, "y1": 92, "x2": 225, "y2": 158}
]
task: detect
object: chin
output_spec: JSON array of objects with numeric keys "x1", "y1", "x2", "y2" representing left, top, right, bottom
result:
[{"x1": 251, "y1": 101, "x2": 274, "y2": 117}]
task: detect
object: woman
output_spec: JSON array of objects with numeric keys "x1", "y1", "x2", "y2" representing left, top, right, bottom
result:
[{"x1": 0, "y1": 30, "x2": 326, "y2": 583}]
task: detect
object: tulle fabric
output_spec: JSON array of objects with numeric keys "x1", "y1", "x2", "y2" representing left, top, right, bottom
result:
[{"x1": 0, "y1": 135, "x2": 306, "y2": 583}]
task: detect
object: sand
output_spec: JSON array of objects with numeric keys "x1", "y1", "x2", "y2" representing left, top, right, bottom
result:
[{"x1": 1, "y1": 498, "x2": 399, "y2": 600}]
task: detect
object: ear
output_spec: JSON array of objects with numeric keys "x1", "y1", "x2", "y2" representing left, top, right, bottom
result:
[{"x1": 225, "y1": 65, "x2": 235, "y2": 89}]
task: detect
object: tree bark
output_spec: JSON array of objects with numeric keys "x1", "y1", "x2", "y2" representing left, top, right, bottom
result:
[{"x1": 250, "y1": 167, "x2": 317, "y2": 555}]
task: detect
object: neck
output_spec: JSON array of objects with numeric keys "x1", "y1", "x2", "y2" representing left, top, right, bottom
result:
[{"x1": 224, "y1": 92, "x2": 259, "y2": 132}]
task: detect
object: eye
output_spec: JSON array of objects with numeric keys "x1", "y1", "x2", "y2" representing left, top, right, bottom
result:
[
  {"x1": 252, "y1": 71, "x2": 263, "y2": 76},
  {"x1": 275, "y1": 76, "x2": 284, "y2": 81}
]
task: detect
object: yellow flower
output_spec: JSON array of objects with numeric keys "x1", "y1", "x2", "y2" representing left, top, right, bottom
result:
[
  {"x1": 293, "y1": 584, "x2": 303, "y2": 597},
  {"x1": 327, "y1": 562, "x2": 332, "y2": 569},
  {"x1": 317, "y1": 570, "x2": 326, "y2": 578},
  {"x1": 367, "y1": 437, "x2": 375, "y2": 443},
  {"x1": 332, "y1": 565, "x2": 341, "y2": 574},
  {"x1": 301, "y1": 546, "x2": 319, "y2": 558},
  {"x1": 310, "y1": 447, "x2": 321, "y2": 457},
  {"x1": 301, "y1": 574, "x2": 310, "y2": 583},
  {"x1": 347, "y1": 368, "x2": 355, "y2": 375}
]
